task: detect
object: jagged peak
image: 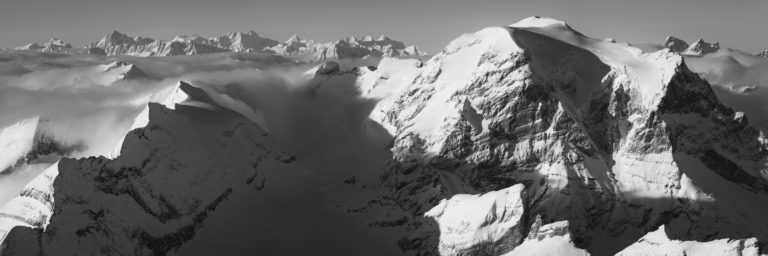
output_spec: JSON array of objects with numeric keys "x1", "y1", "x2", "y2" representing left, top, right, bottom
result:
[
  {"x1": 122, "y1": 81, "x2": 210, "y2": 135},
  {"x1": 286, "y1": 34, "x2": 302, "y2": 43},
  {"x1": 685, "y1": 38, "x2": 720, "y2": 55}
]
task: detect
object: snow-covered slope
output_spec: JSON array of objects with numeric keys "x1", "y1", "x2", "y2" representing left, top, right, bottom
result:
[
  {"x1": 0, "y1": 118, "x2": 84, "y2": 174},
  {"x1": 759, "y1": 50, "x2": 768, "y2": 58},
  {"x1": 616, "y1": 225, "x2": 762, "y2": 256},
  {"x1": 0, "y1": 117, "x2": 40, "y2": 173},
  {"x1": 265, "y1": 34, "x2": 428, "y2": 61},
  {"x1": 425, "y1": 184, "x2": 526, "y2": 256},
  {"x1": 0, "y1": 163, "x2": 58, "y2": 243},
  {"x1": 505, "y1": 218, "x2": 589, "y2": 256}
]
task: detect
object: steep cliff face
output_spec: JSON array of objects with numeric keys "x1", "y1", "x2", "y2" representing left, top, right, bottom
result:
[{"x1": 354, "y1": 17, "x2": 768, "y2": 256}]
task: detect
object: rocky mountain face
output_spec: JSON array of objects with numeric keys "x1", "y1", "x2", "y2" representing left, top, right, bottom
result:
[
  {"x1": 350, "y1": 17, "x2": 768, "y2": 256},
  {"x1": 0, "y1": 82, "x2": 297, "y2": 255},
  {"x1": 265, "y1": 34, "x2": 428, "y2": 61},
  {"x1": 663, "y1": 36, "x2": 689, "y2": 52},
  {"x1": 758, "y1": 50, "x2": 768, "y2": 58},
  {"x1": 2, "y1": 16, "x2": 768, "y2": 256}
]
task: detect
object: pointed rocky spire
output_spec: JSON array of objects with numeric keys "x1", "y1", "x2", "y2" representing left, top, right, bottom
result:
[{"x1": 287, "y1": 34, "x2": 302, "y2": 43}]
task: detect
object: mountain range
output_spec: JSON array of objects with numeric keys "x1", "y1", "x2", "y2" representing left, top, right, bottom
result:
[
  {"x1": 12, "y1": 31, "x2": 428, "y2": 60},
  {"x1": 0, "y1": 16, "x2": 767, "y2": 256}
]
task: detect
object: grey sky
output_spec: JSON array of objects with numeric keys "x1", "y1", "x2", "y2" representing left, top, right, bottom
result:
[{"x1": 1, "y1": 0, "x2": 766, "y2": 53}]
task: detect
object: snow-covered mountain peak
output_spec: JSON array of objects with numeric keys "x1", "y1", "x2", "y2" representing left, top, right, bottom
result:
[
  {"x1": 422, "y1": 16, "x2": 684, "y2": 118},
  {"x1": 95, "y1": 31, "x2": 155, "y2": 48},
  {"x1": 510, "y1": 16, "x2": 570, "y2": 29},
  {"x1": 508, "y1": 16, "x2": 586, "y2": 38},
  {"x1": 286, "y1": 34, "x2": 302, "y2": 43},
  {"x1": 356, "y1": 16, "x2": 768, "y2": 255},
  {"x1": 664, "y1": 36, "x2": 690, "y2": 52},
  {"x1": 98, "y1": 61, "x2": 148, "y2": 81},
  {"x1": 685, "y1": 38, "x2": 720, "y2": 55}
]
